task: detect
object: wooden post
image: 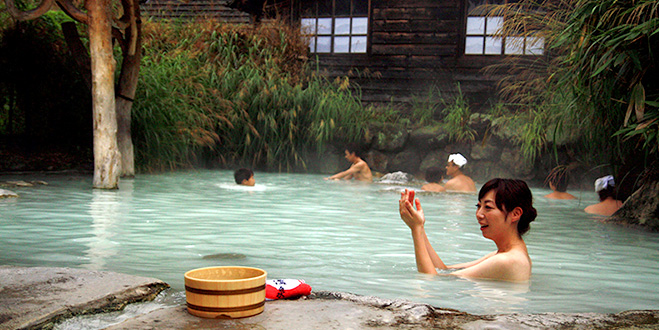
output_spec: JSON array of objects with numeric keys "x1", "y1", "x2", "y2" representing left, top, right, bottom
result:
[{"x1": 88, "y1": 0, "x2": 120, "y2": 189}]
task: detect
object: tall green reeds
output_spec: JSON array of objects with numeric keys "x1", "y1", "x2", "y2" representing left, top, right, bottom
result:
[
  {"x1": 440, "y1": 84, "x2": 476, "y2": 143},
  {"x1": 133, "y1": 20, "x2": 368, "y2": 172},
  {"x1": 556, "y1": 0, "x2": 659, "y2": 161},
  {"x1": 483, "y1": 0, "x2": 659, "y2": 167},
  {"x1": 407, "y1": 83, "x2": 475, "y2": 143}
]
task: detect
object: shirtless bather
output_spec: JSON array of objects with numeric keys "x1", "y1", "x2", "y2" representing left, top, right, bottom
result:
[
  {"x1": 584, "y1": 175, "x2": 623, "y2": 216},
  {"x1": 399, "y1": 178, "x2": 537, "y2": 282},
  {"x1": 444, "y1": 153, "x2": 477, "y2": 192},
  {"x1": 544, "y1": 166, "x2": 576, "y2": 200},
  {"x1": 325, "y1": 143, "x2": 373, "y2": 182},
  {"x1": 422, "y1": 167, "x2": 445, "y2": 192}
]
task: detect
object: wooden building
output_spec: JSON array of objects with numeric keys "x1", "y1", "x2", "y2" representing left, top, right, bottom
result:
[
  {"x1": 142, "y1": 0, "x2": 545, "y2": 110},
  {"x1": 142, "y1": 0, "x2": 251, "y2": 23}
]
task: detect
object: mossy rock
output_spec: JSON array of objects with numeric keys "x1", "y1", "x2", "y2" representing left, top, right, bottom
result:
[
  {"x1": 367, "y1": 123, "x2": 409, "y2": 152},
  {"x1": 408, "y1": 125, "x2": 449, "y2": 151}
]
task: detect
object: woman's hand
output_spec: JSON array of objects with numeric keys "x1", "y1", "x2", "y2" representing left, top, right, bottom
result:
[{"x1": 399, "y1": 189, "x2": 425, "y2": 230}]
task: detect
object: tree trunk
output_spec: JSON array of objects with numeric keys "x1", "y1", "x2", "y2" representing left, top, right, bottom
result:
[
  {"x1": 88, "y1": 0, "x2": 120, "y2": 189},
  {"x1": 62, "y1": 21, "x2": 92, "y2": 90},
  {"x1": 116, "y1": 2, "x2": 142, "y2": 178}
]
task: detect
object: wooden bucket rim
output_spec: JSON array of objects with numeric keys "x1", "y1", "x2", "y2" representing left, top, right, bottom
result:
[{"x1": 184, "y1": 266, "x2": 267, "y2": 283}]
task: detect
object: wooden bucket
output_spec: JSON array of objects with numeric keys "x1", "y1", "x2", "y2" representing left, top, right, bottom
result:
[{"x1": 184, "y1": 266, "x2": 267, "y2": 319}]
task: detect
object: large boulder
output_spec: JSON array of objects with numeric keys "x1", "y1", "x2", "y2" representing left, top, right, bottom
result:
[
  {"x1": 419, "y1": 150, "x2": 449, "y2": 175},
  {"x1": 488, "y1": 117, "x2": 523, "y2": 145},
  {"x1": 365, "y1": 150, "x2": 389, "y2": 175},
  {"x1": 470, "y1": 140, "x2": 501, "y2": 161},
  {"x1": 443, "y1": 142, "x2": 472, "y2": 156},
  {"x1": 298, "y1": 146, "x2": 343, "y2": 174},
  {"x1": 388, "y1": 150, "x2": 421, "y2": 174},
  {"x1": 407, "y1": 125, "x2": 449, "y2": 151},
  {"x1": 470, "y1": 160, "x2": 513, "y2": 183},
  {"x1": 0, "y1": 266, "x2": 168, "y2": 330},
  {"x1": 607, "y1": 164, "x2": 659, "y2": 231},
  {"x1": 500, "y1": 147, "x2": 534, "y2": 179}
]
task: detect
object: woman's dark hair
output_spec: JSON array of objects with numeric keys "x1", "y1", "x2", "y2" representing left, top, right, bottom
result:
[
  {"x1": 234, "y1": 168, "x2": 253, "y2": 184},
  {"x1": 425, "y1": 167, "x2": 443, "y2": 183},
  {"x1": 478, "y1": 178, "x2": 537, "y2": 236},
  {"x1": 597, "y1": 186, "x2": 616, "y2": 201}
]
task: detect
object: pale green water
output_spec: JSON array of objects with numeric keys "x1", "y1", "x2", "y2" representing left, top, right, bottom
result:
[{"x1": 1, "y1": 169, "x2": 658, "y2": 318}]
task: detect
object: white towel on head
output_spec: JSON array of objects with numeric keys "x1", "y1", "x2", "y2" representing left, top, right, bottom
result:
[
  {"x1": 448, "y1": 153, "x2": 468, "y2": 168},
  {"x1": 595, "y1": 175, "x2": 615, "y2": 192}
]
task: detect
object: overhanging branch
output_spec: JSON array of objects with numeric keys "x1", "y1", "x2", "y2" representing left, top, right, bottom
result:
[
  {"x1": 4, "y1": 0, "x2": 54, "y2": 21},
  {"x1": 56, "y1": 0, "x2": 89, "y2": 24}
]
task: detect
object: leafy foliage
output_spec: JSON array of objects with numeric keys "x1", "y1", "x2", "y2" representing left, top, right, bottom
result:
[
  {"x1": 407, "y1": 84, "x2": 475, "y2": 143},
  {"x1": 133, "y1": 19, "x2": 369, "y2": 172},
  {"x1": 484, "y1": 0, "x2": 659, "y2": 168},
  {"x1": 440, "y1": 84, "x2": 476, "y2": 143}
]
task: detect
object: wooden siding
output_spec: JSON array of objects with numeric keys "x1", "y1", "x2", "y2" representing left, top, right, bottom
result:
[
  {"x1": 302, "y1": 0, "x2": 506, "y2": 110},
  {"x1": 142, "y1": 0, "x2": 251, "y2": 22}
]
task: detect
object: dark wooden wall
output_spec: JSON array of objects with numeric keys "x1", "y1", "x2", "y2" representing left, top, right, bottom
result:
[
  {"x1": 141, "y1": 0, "x2": 251, "y2": 22},
  {"x1": 307, "y1": 0, "x2": 506, "y2": 110}
]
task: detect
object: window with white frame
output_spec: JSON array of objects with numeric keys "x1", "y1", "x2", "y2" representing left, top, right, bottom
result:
[
  {"x1": 464, "y1": 0, "x2": 544, "y2": 55},
  {"x1": 300, "y1": 0, "x2": 368, "y2": 54}
]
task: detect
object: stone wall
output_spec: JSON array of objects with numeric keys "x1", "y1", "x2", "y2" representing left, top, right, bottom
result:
[
  {"x1": 316, "y1": 117, "x2": 545, "y2": 186},
  {"x1": 303, "y1": 114, "x2": 631, "y2": 192}
]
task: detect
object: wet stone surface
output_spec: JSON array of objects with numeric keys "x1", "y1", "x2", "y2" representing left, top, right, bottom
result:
[{"x1": 1, "y1": 265, "x2": 659, "y2": 330}]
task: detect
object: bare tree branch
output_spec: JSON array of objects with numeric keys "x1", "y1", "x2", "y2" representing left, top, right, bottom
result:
[
  {"x1": 112, "y1": 26, "x2": 125, "y2": 49},
  {"x1": 111, "y1": 0, "x2": 137, "y2": 54},
  {"x1": 125, "y1": 0, "x2": 138, "y2": 55},
  {"x1": 114, "y1": 19, "x2": 129, "y2": 30},
  {"x1": 5, "y1": 0, "x2": 54, "y2": 21},
  {"x1": 113, "y1": 0, "x2": 137, "y2": 55},
  {"x1": 55, "y1": 0, "x2": 88, "y2": 24}
]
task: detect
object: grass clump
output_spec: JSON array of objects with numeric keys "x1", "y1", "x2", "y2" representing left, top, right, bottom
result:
[{"x1": 133, "y1": 19, "x2": 369, "y2": 172}]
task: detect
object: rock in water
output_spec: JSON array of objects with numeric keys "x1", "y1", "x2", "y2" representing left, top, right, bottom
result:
[
  {"x1": 0, "y1": 189, "x2": 18, "y2": 198},
  {"x1": 202, "y1": 253, "x2": 247, "y2": 260},
  {"x1": 378, "y1": 171, "x2": 414, "y2": 184}
]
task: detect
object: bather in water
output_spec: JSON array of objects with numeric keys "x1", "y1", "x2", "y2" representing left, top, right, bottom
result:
[{"x1": 399, "y1": 178, "x2": 537, "y2": 282}]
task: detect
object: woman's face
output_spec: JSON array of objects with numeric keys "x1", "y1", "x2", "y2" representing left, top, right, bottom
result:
[{"x1": 476, "y1": 190, "x2": 509, "y2": 240}]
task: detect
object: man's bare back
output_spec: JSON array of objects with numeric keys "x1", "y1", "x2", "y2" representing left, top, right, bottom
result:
[
  {"x1": 443, "y1": 154, "x2": 477, "y2": 192},
  {"x1": 444, "y1": 174, "x2": 476, "y2": 192}
]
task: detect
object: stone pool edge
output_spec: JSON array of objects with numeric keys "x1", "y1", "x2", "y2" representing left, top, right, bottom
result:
[{"x1": 1, "y1": 265, "x2": 658, "y2": 330}]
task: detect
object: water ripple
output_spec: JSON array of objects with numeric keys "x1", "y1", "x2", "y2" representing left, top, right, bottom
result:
[{"x1": 1, "y1": 170, "x2": 658, "y2": 315}]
